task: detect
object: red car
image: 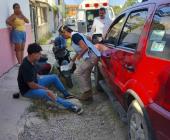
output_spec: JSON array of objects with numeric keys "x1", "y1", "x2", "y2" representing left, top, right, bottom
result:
[{"x1": 95, "y1": 0, "x2": 170, "y2": 139}]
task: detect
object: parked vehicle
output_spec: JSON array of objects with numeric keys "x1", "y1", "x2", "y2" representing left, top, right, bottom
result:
[
  {"x1": 95, "y1": 0, "x2": 170, "y2": 139},
  {"x1": 52, "y1": 42, "x2": 76, "y2": 88},
  {"x1": 76, "y1": 0, "x2": 115, "y2": 34},
  {"x1": 65, "y1": 17, "x2": 76, "y2": 26}
]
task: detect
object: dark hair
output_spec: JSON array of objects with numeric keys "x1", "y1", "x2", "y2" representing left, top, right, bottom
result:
[
  {"x1": 58, "y1": 26, "x2": 63, "y2": 33},
  {"x1": 13, "y1": 3, "x2": 20, "y2": 9},
  {"x1": 59, "y1": 25, "x2": 73, "y2": 33},
  {"x1": 99, "y1": 7, "x2": 106, "y2": 12},
  {"x1": 27, "y1": 43, "x2": 42, "y2": 55}
]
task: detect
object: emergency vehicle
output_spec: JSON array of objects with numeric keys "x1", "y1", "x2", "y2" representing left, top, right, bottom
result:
[{"x1": 76, "y1": 0, "x2": 115, "y2": 34}]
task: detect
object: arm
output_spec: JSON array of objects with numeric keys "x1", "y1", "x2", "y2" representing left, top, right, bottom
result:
[
  {"x1": 21, "y1": 13, "x2": 29, "y2": 23},
  {"x1": 28, "y1": 81, "x2": 56, "y2": 102},
  {"x1": 71, "y1": 53, "x2": 79, "y2": 62},
  {"x1": 71, "y1": 40, "x2": 88, "y2": 62},
  {"x1": 76, "y1": 40, "x2": 88, "y2": 60},
  {"x1": 6, "y1": 14, "x2": 16, "y2": 28},
  {"x1": 27, "y1": 81, "x2": 47, "y2": 90}
]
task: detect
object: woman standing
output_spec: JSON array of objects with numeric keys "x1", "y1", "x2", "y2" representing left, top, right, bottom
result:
[
  {"x1": 6, "y1": 3, "x2": 29, "y2": 64},
  {"x1": 60, "y1": 25, "x2": 101, "y2": 101}
]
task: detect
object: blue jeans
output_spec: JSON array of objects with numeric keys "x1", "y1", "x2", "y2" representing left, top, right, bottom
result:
[{"x1": 24, "y1": 74, "x2": 74, "y2": 109}]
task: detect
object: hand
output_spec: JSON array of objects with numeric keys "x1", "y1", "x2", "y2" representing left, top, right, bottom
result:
[
  {"x1": 46, "y1": 90, "x2": 57, "y2": 102},
  {"x1": 68, "y1": 61, "x2": 74, "y2": 69}
]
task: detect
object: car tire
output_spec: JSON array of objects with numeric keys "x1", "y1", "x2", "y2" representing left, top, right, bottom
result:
[
  {"x1": 94, "y1": 66, "x2": 103, "y2": 91},
  {"x1": 127, "y1": 100, "x2": 151, "y2": 140}
]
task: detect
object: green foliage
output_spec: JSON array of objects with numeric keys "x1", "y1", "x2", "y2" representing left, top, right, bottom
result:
[
  {"x1": 112, "y1": 6, "x2": 122, "y2": 16},
  {"x1": 52, "y1": 5, "x2": 58, "y2": 16},
  {"x1": 122, "y1": 0, "x2": 138, "y2": 10},
  {"x1": 112, "y1": 0, "x2": 141, "y2": 15},
  {"x1": 27, "y1": 98, "x2": 68, "y2": 121},
  {"x1": 38, "y1": 33, "x2": 53, "y2": 45}
]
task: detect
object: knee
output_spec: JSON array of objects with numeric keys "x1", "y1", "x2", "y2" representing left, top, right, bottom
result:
[
  {"x1": 51, "y1": 74, "x2": 60, "y2": 81},
  {"x1": 21, "y1": 47, "x2": 24, "y2": 51}
]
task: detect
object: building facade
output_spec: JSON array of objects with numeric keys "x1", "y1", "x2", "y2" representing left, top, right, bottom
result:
[
  {"x1": 65, "y1": 5, "x2": 79, "y2": 17},
  {"x1": 0, "y1": 0, "x2": 61, "y2": 76},
  {"x1": 29, "y1": 0, "x2": 58, "y2": 42},
  {"x1": 0, "y1": 0, "x2": 32, "y2": 76}
]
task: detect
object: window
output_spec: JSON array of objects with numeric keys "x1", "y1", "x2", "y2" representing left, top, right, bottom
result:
[
  {"x1": 86, "y1": 10, "x2": 99, "y2": 21},
  {"x1": 147, "y1": 6, "x2": 170, "y2": 60},
  {"x1": 105, "y1": 14, "x2": 126, "y2": 45},
  {"x1": 37, "y1": 7, "x2": 47, "y2": 25},
  {"x1": 119, "y1": 10, "x2": 148, "y2": 50},
  {"x1": 77, "y1": 10, "x2": 85, "y2": 21}
]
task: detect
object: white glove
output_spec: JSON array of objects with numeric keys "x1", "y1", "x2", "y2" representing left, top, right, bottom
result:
[{"x1": 60, "y1": 61, "x2": 74, "y2": 71}]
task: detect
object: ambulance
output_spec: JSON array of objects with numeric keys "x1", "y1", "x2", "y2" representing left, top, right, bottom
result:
[{"x1": 76, "y1": 0, "x2": 115, "y2": 34}]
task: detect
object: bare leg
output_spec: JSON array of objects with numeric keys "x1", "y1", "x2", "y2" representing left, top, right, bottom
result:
[
  {"x1": 14, "y1": 43, "x2": 22, "y2": 64},
  {"x1": 20, "y1": 43, "x2": 25, "y2": 64}
]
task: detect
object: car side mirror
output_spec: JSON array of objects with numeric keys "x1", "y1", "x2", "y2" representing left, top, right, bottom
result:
[{"x1": 102, "y1": 37, "x2": 116, "y2": 45}]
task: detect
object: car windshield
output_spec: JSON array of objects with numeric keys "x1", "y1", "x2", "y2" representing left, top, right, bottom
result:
[{"x1": 147, "y1": 6, "x2": 170, "y2": 60}]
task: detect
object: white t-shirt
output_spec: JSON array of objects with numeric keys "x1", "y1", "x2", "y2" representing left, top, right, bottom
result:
[{"x1": 90, "y1": 16, "x2": 112, "y2": 37}]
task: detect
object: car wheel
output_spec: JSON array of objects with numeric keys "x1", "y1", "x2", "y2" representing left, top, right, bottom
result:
[
  {"x1": 127, "y1": 100, "x2": 151, "y2": 140},
  {"x1": 94, "y1": 66, "x2": 103, "y2": 91}
]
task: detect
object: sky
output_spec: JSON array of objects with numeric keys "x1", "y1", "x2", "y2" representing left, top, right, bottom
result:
[{"x1": 64, "y1": 0, "x2": 126, "y2": 6}]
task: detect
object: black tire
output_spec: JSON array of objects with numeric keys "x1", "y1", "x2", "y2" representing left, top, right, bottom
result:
[
  {"x1": 94, "y1": 66, "x2": 103, "y2": 91},
  {"x1": 127, "y1": 100, "x2": 152, "y2": 140}
]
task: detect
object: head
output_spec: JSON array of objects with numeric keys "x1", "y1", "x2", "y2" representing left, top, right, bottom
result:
[
  {"x1": 13, "y1": 3, "x2": 21, "y2": 15},
  {"x1": 27, "y1": 43, "x2": 42, "y2": 62},
  {"x1": 99, "y1": 8, "x2": 106, "y2": 19},
  {"x1": 59, "y1": 25, "x2": 73, "y2": 39},
  {"x1": 58, "y1": 26, "x2": 64, "y2": 36}
]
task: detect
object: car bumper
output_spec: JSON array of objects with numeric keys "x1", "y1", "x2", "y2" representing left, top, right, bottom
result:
[{"x1": 147, "y1": 103, "x2": 170, "y2": 140}]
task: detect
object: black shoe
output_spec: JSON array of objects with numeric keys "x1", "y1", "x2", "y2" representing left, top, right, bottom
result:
[
  {"x1": 13, "y1": 93, "x2": 20, "y2": 99},
  {"x1": 71, "y1": 105, "x2": 83, "y2": 115}
]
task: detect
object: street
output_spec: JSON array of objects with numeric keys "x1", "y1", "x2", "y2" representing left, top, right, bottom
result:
[{"x1": 17, "y1": 42, "x2": 128, "y2": 140}]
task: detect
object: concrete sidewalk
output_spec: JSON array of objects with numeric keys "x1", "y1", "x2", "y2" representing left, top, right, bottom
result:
[
  {"x1": 0, "y1": 42, "x2": 55, "y2": 140},
  {"x1": 0, "y1": 66, "x2": 30, "y2": 140}
]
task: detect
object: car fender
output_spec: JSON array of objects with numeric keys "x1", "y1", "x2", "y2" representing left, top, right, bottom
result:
[{"x1": 124, "y1": 79, "x2": 153, "y2": 106}]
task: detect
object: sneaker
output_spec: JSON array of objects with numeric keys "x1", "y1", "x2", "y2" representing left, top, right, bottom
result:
[{"x1": 71, "y1": 105, "x2": 83, "y2": 115}]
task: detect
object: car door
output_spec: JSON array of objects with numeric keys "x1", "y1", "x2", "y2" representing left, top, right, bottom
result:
[
  {"x1": 112, "y1": 5, "x2": 155, "y2": 100},
  {"x1": 99, "y1": 13, "x2": 127, "y2": 91}
]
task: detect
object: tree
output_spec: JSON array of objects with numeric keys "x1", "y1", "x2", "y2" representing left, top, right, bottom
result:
[
  {"x1": 112, "y1": 6, "x2": 122, "y2": 15},
  {"x1": 122, "y1": 0, "x2": 138, "y2": 10}
]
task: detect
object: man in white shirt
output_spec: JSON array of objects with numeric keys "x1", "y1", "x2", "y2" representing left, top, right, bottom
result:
[{"x1": 90, "y1": 7, "x2": 112, "y2": 38}]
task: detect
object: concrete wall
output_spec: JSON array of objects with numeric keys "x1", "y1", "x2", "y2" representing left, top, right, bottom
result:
[{"x1": 0, "y1": 0, "x2": 33, "y2": 76}]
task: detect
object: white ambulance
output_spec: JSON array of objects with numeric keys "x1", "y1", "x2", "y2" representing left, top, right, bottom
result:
[{"x1": 76, "y1": 0, "x2": 115, "y2": 34}]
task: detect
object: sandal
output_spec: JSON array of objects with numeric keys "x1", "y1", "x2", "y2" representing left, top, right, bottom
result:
[{"x1": 64, "y1": 94, "x2": 75, "y2": 99}]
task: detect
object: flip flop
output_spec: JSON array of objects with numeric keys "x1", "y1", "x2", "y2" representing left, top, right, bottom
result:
[{"x1": 64, "y1": 95, "x2": 75, "y2": 99}]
